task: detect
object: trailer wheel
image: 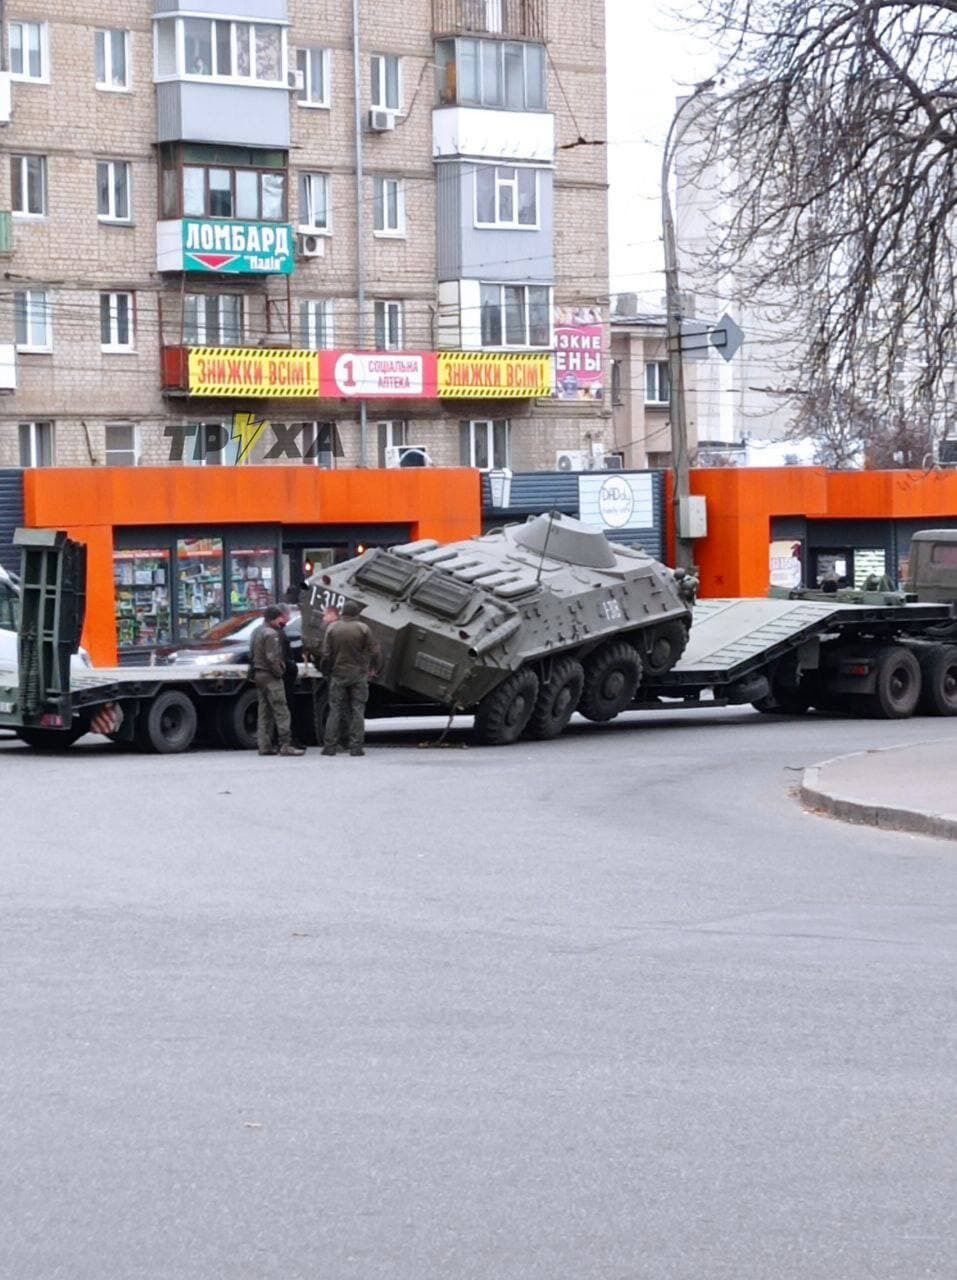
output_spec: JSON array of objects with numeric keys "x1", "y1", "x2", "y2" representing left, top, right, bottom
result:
[
  {"x1": 16, "y1": 720, "x2": 89, "y2": 750},
  {"x1": 641, "y1": 620, "x2": 689, "y2": 679},
  {"x1": 917, "y1": 644, "x2": 957, "y2": 716},
  {"x1": 217, "y1": 687, "x2": 259, "y2": 750},
  {"x1": 861, "y1": 646, "x2": 921, "y2": 719},
  {"x1": 473, "y1": 668, "x2": 540, "y2": 746},
  {"x1": 525, "y1": 657, "x2": 584, "y2": 740},
  {"x1": 137, "y1": 690, "x2": 198, "y2": 753},
  {"x1": 579, "y1": 641, "x2": 642, "y2": 722}
]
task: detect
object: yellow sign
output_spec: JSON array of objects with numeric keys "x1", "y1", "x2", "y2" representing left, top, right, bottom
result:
[
  {"x1": 437, "y1": 352, "x2": 553, "y2": 399},
  {"x1": 188, "y1": 348, "x2": 319, "y2": 398}
]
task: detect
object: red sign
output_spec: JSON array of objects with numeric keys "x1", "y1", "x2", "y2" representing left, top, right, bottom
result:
[{"x1": 320, "y1": 351, "x2": 438, "y2": 399}]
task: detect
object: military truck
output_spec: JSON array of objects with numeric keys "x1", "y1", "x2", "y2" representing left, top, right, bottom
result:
[
  {"x1": 2, "y1": 525, "x2": 956, "y2": 752},
  {"x1": 303, "y1": 512, "x2": 693, "y2": 744}
]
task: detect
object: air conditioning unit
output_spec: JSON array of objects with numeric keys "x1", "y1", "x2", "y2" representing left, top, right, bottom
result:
[
  {"x1": 385, "y1": 444, "x2": 431, "y2": 468},
  {"x1": 368, "y1": 109, "x2": 396, "y2": 132},
  {"x1": 297, "y1": 233, "x2": 325, "y2": 259},
  {"x1": 602, "y1": 454, "x2": 625, "y2": 471},
  {"x1": 288, "y1": 68, "x2": 306, "y2": 92},
  {"x1": 555, "y1": 450, "x2": 589, "y2": 471},
  {"x1": 940, "y1": 438, "x2": 957, "y2": 467},
  {"x1": 0, "y1": 71, "x2": 11, "y2": 125}
]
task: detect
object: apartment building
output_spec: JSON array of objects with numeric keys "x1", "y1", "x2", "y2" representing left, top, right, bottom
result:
[{"x1": 0, "y1": 0, "x2": 609, "y2": 473}]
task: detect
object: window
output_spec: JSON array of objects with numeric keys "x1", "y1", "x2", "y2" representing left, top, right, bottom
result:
[
  {"x1": 14, "y1": 290, "x2": 52, "y2": 352},
  {"x1": 479, "y1": 283, "x2": 550, "y2": 348},
  {"x1": 373, "y1": 177, "x2": 405, "y2": 236},
  {"x1": 184, "y1": 294, "x2": 243, "y2": 346},
  {"x1": 0, "y1": 577, "x2": 17, "y2": 630},
  {"x1": 377, "y1": 419, "x2": 408, "y2": 467},
  {"x1": 95, "y1": 29, "x2": 129, "y2": 89},
  {"x1": 370, "y1": 53, "x2": 400, "y2": 111},
  {"x1": 297, "y1": 47, "x2": 330, "y2": 107},
  {"x1": 462, "y1": 419, "x2": 509, "y2": 470},
  {"x1": 298, "y1": 172, "x2": 330, "y2": 231},
  {"x1": 18, "y1": 422, "x2": 54, "y2": 467},
  {"x1": 181, "y1": 424, "x2": 238, "y2": 466},
  {"x1": 104, "y1": 423, "x2": 139, "y2": 466},
  {"x1": 436, "y1": 38, "x2": 545, "y2": 110},
  {"x1": 373, "y1": 300, "x2": 403, "y2": 350},
  {"x1": 9, "y1": 21, "x2": 47, "y2": 82},
  {"x1": 11, "y1": 155, "x2": 46, "y2": 217},
  {"x1": 164, "y1": 145, "x2": 287, "y2": 222},
  {"x1": 154, "y1": 17, "x2": 285, "y2": 85},
  {"x1": 97, "y1": 160, "x2": 132, "y2": 223},
  {"x1": 611, "y1": 359, "x2": 623, "y2": 406},
  {"x1": 645, "y1": 361, "x2": 670, "y2": 404},
  {"x1": 474, "y1": 165, "x2": 537, "y2": 228},
  {"x1": 294, "y1": 423, "x2": 338, "y2": 467},
  {"x1": 100, "y1": 292, "x2": 134, "y2": 351},
  {"x1": 299, "y1": 300, "x2": 334, "y2": 349}
]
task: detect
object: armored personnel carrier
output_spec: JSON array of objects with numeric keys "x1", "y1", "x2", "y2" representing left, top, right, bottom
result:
[{"x1": 303, "y1": 513, "x2": 692, "y2": 744}]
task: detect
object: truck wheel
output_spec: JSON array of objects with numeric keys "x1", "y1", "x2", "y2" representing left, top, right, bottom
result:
[
  {"x1": 137, "y1": 690, "x2": 198, "y2": 753},
  {"x1": 861, "y1": 646, "x2": 921, "y2": 719},
  {"x1": 16, "y1": 721, "x2": 88, "y2": 750},
  {"x1": 641, "y1": 621, "x2": 689, "y2": 678},
  {"x1": 525, "y1": 657, "x2": 584, "y2": 740},
  {"x1": 579, "y1": 641, "x2": 642, "y2": 722},
  {"x1": 917, "y1": 644, "x2": 957, "y2": 716},
  {"x1": 473, "y1": 668, "x2": 539, "y2": 746},
  {"x1": 217, "y1": 687, "x2": 259, "y2": 750}
]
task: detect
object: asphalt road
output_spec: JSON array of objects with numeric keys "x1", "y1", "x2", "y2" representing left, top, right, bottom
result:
[{"x1": 2, "y1": 708, "x2": 956, "y2": 1280}]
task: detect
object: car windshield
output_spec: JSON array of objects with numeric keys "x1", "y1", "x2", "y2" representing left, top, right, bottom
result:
[{"x1": 194, "y1": 612, "x2": 262, "y2": 642}]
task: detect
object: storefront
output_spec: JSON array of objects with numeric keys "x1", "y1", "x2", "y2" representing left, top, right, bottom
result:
[{"x1": 23, "y1": 467, "x2": 481, "y2": 665}]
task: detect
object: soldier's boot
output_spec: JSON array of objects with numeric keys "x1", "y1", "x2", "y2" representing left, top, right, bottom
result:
[
  {"x1": 349, "y1": 748, "x2": 365, "y2": 757},
  {"x1": 321, "y1": 746, "x2": 337, "y2": 756},
  {"x1": 279, "y1": 744, "x2": 305, "y2": 757},
  {"x1": 258, "y1": 747, "x2": 279, "y2": 756}
]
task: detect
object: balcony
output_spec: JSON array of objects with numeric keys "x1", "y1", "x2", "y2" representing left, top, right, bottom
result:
[{"x1": 432, "y1": 0, "x2": 547, "y2": 38}]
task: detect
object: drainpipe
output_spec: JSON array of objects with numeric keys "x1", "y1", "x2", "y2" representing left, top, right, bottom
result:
[{"x1": 352, "y1": 0, "x2": 368, "y2": 466}]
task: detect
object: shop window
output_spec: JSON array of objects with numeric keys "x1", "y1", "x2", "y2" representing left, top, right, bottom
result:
[
  {"x1": 377, "y1": 419, "x2": 408, "y2": 467},
  {"x1": 11, "y1": 154, "x2": 46, "y2": 217},
  {"x1": 114, "y1": 549, "x2": 172, "y2": 650},
  {"x1": 177, "y1": 536, "x2": 224, "y2": 638},
  {"x1": 95, "y1": 29, "x2": 130, "y2": 90},
  {"x1": 296, "y1": 47, "x2": 330, "y2": 107},
  {"x1": 105, "y1": 423, "x2": 139, "y2": 466},
  {"x1": 479, "y1": 282, "x2": 550, "y2": 348},
  {"x1": 18, "y1": 421, "x2": 54, "y2": 467},
  {"x1": 370, "y1": 53, "x2": 401, "y2": 112},
  {"x1": 435, "y1": 38, "x2": 545, "y2": 110},
  {"x1": 229, "y1": 547, "x2": 276, "y2": 611},
  {"x1": 461, "y1": 418, "x2": 509, "y2": 469}
]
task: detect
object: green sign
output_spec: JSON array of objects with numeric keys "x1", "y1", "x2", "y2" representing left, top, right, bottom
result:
[{"x1": 182, "y1": 219, "x2": 294, "y2": 275}]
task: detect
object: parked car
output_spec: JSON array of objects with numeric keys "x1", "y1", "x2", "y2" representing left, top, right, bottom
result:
[
  {"x1": 0, "y1": 562, "x2": 92, "y2": 675},
  {"x1": 154, "y1": 608, "x2": 303, "y2": 667}
]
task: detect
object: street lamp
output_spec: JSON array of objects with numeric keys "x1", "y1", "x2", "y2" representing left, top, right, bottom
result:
[{"x1": 661, "y1": 79, "x2": 715, "y2": 569}]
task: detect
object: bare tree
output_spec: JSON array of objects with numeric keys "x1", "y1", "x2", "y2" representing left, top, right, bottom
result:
[{"x1": 677, "y1": 0, "x2": 957, "y2": 461}]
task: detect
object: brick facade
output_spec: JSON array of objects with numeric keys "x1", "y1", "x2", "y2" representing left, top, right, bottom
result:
[{"x1": 1, "y1": 0, "x2": 609, "y2": 471}]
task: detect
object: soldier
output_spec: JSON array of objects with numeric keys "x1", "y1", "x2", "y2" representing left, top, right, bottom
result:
[
  {"x1": 320, "y1": 601, "x2": 381, "y2": 757},
  {"x1": 250, "y1": 605, "x2": 305, "y2": 758}
]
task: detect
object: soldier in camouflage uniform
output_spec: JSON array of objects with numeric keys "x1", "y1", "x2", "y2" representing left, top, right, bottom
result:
[
  {"x1": 320, "y1": 601, "x2": 381, "y2": 757},
  {"x1": 250, "y1": 606, "x2": 305, "y2": 757}
]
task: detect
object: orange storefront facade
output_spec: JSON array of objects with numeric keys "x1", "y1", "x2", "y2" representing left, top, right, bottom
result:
[{"x1": 24, "y1": 467, "x2": 482, "y2": 666}]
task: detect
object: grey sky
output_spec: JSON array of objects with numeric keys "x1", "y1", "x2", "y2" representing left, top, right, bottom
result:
[{"x1": 606, "y1": 0, "x2": 711, "y2": 304}]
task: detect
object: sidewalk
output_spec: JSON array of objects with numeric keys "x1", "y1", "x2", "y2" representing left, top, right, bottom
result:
[{"x1": 801, "y1": 740, "x2": 957, "y2": 841}]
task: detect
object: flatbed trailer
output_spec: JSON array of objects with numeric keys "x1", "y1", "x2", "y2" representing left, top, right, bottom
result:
[{"x1": 2, "y1": 530, "x2": 956, "y2": 752}]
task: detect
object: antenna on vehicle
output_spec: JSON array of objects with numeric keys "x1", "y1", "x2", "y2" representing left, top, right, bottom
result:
[{"x1": 535, "y1": 510, "x2": 560, "y2": 584}]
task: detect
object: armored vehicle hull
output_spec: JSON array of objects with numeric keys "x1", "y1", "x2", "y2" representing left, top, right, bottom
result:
[{"x1": 304, "y1": 513, "x2": 692, "y2": 744}]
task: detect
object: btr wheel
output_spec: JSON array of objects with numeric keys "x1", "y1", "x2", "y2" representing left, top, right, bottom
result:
[
  {"x1": 860, "y1": 646, "x2": 921, "y2": 719},
  {"x1": 578, "y1": 641, "x2": 642, "y2": 722},
  {"x1": 217, "y1": 687, "x2": 259, "y2": 750},
  {"x1": 473, "y1": 668, "x2": 540, "y2": 746},
  {"x1": 641, "y1": 620, "x2": 690, "y2": 679},
  {"x1": 524, "y1": 657, "x2": 584, "y2": 740},
  {"x1": 136, "y1": 690, "x2": 198, "y2": 753},
  {"x1": 917, "y1": 644, "x2": 957, "y2": 716}
]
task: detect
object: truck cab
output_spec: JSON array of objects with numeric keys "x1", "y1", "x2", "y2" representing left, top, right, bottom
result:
[{"x1": 905, "y1": 530, "x2": 957, "y2": 603}]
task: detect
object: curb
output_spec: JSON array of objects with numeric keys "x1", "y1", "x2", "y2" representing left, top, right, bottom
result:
[{"x1": 801, "y1": 747, "x2": 957, "y2": 842}]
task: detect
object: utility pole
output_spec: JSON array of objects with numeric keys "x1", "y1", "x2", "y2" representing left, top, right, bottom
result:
[{"x1": 661, "y1": 82, "x2": 714, "y2": 570}]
